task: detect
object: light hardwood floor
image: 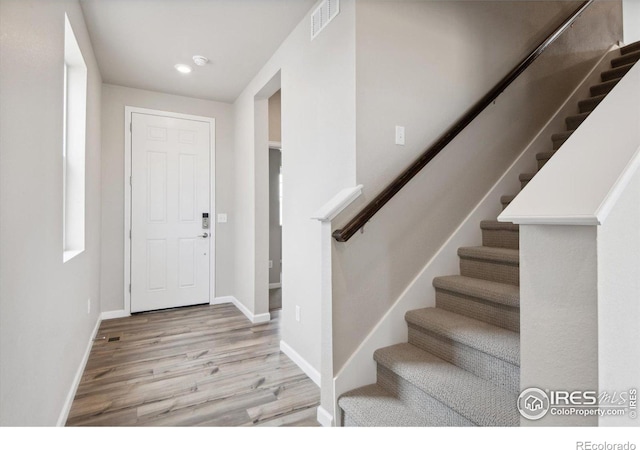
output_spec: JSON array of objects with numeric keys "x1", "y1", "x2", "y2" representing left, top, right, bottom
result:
[{"x1": 66, "y1": 304, "x2": 320, "y2": 426}]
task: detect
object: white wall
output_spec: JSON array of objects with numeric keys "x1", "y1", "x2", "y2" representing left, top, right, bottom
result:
[
  {"x1": 233, "y1": 0, "x2": 356, "y2": 373},
  {"x1": 330, "y1": 0, "x2": 622, "y2": 372},
  {"x1": 100, "y1": 84, "x2": 235, "y2": 313},
  {"x1": 0, "y1": 0, "x2": 102, "y2": 425},
  {"x1": 623, "y1": 0, "x2": 640, "y2": 44},
  {"x1": 512, "y1": 167, "x2": 640, "y2": 427},
  {"x1": 597, "y1": 161, "x2": 640, "y2": 426}
]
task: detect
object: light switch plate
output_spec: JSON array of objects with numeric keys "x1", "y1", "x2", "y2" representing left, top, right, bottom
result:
[
  {"x1": 217, "y1": 213, "x2": 228, "y2": 223},
  {"x1": 395, "y1": 125, "x2": 405, "y2": 145}
]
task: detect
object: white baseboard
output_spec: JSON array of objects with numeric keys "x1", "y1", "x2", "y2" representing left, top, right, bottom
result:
[
  {"x1": 269, "y1": 283, "x2": 281, "y2": 289},
  {"x1": 316, "y1": 406, "x2": 334, "y2": 427},
  {"x1": 211, "y1": 295, "x2": 235, "y2": 305},
  {"x1": 100, "y1": 309, "x2": 130, "y2": 320},
  {"x1": 57, "y1": 313, "x2": 102, "y2": 426},
  {"x1": 213, "y1": 296, "x2": 271, "y2": 324},
  {"x1": 280, "y1": 340, "x2": 321, "y2": 387}
]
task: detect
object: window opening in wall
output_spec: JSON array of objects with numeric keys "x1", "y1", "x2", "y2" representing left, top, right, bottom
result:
[{"x1": 62, "y1": 13, "x2": 87, "y2": 262}]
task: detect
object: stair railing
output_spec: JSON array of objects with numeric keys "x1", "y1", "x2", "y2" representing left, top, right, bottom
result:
[{"x1": 332, "y1": 0, "x2": 595, "y2": 243}]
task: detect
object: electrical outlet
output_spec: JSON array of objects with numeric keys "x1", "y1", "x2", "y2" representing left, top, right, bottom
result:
[
  {"x1": 295, "y1": 305, "x2": 301, "y2": 322},
  {"x1": 87, "y1": 298, "x2": 91, "y2": 315},
  {"x1": 269, "y1": 260, "x2": 273, "y2": 269}
]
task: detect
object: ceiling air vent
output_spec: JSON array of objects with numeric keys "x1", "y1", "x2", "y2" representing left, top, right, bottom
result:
[{"x1": 311, "y1": 0, "x2": 340, "y2": 40}]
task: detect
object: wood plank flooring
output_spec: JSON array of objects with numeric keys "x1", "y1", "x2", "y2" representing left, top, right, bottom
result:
[{"x1": 66, "y1": 304, "x2": 320, "y2": 426}]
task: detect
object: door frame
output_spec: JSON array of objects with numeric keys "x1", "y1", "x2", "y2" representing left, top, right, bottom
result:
[{"x1": 124, "y1": 106, "x2": 216, "y2": 314}]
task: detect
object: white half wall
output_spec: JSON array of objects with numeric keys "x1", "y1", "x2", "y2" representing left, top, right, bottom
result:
[
  {"x1": 0, "y1": 0, "x2": 102, "y2": 425},
  {"x1": 519, "y1": 225, "x2": 599, "y2": 427},
  {"x1": 597, "y1": 158, "x2": 640, "y2": 426}
]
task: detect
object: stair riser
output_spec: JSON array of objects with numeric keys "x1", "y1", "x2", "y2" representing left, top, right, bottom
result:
[
  {"x1": 591, "y1": 80, "x2": 619, "y2": 97},
  {"x1": 566, "y1": 115, "x2": 588, "y2": 131},
  {"x1": 601, "y1": 64, "x2": 634, "y2": 82},
  {"x1": 520, "y1": 179, "x2": 530, "y2": 190},
  {"x1": 460, "y1": 257, "x2": 519, "y2": 286},
  {"x1": 407, "y1": 325, "x2": 520, "y2": 393},
  {"x1": 579, "y1": 96, "x2": 604, "y2": 114},
  {"x1": 611, "y1": 52, "x2": 640, "y2": 68},
  {"x1": 482, "y1": 229, "x2": 519, "y2": 250},
  {"x1": 435, "y1": 289, "x2": 520, "y2": 332},
  {"x1": 376, "y1": 365, "x2": 474, "y2": 426}
]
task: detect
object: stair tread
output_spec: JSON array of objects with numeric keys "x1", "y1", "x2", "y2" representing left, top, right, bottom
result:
[
  {"x1": 500, "y1": 194, "x2": 515, "y2": 204},
  {"x1": 593, "y1": 77, "x2": 623, "y2": 87},
  {"x1": 621, "y1": 41, "x2": 640, "y2": 55},
  {"x1": 566, "y1": 111, "x2": 591, "y2": 120},
  {"x1": 405, "y1": 308, "x2": 520, "y2": 366},
  {"x1": 536, "y1": 150, "x2": 556, "y2": 161},
  {"x1": 552, "y1": 130, "x2": 574, "y2": 141},
  {"x1": 433, "y1": 275, "x2": 519, "y2": 308},
  {"x1": 601, "y1": 62, "x2": 636, "y2": 81},
  {"x1": 611, "y1": 49, "x2": 640, "y2": 68},
  {"x1": 519, "y1": 172, "x2": 535, "y2": 182},
  {"x1": 590, "y1": 78, "x2": 622, "y2": 94},
  {"x1": 374, "y1": 343, "x2": 519, "y2": 426},
  {"x1": 579, "y1": 94, "x2": 606, "y2": 106},
  {"x1": 458, "y1": 246, "x2": 519, "y2": 264},
  {"x1": 480, "y1": 220, "x2": 519, "y2": 231},
  {"x1": 338, "y1": 384, "x2": 449, "y2": 427}
]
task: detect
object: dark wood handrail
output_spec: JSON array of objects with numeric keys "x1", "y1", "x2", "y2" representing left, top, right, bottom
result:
[{"x1": 333, "y1": 0, "x2": 594, "y2": 242}]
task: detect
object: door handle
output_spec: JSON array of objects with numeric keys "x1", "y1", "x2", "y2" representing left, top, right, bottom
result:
[{"x1": 198, "y1": 233, "x2": 209, "y2": 238}]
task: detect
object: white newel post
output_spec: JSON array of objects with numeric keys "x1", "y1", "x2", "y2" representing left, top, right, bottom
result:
[{"x1": 312, "y1": 185, "x2": 363, "y2": 427}]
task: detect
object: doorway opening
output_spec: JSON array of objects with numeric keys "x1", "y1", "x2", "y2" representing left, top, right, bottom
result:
[
  {"x1": 268, "y1": 90, "x2": 282, "y2": 311},
  {"x1": 253, "y1": 71, "x2": 281, "y2": 319}
]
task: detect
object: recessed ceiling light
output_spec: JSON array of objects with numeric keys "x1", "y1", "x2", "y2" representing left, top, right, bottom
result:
[
  {"x1": 174, "y1": 64, "x2": 192, "y2": 74},
  {"x1": 192, "y1": 55, "x2": 209, "y2": 66}
]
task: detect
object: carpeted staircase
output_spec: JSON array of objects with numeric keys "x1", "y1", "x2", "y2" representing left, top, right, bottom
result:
[{"x1": 337, "y1": 41, "x2": 640, "y2": 427}]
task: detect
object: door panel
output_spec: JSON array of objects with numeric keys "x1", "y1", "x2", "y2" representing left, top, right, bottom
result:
[
  {"x1": 131, "y1": 113, "x2": 211, "y2": 313},
  {"x1": 147, "y1": 151, "x2": 167, "y2": 223}
]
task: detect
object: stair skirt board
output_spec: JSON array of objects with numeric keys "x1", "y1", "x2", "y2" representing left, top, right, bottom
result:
[{"x1": 336, "y1": 43, "x2": 638, "y2": 426}]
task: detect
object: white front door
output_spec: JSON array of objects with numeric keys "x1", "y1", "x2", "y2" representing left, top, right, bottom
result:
[{"x1": 130, "y1": 112, "x2": 211, "y2": 313}]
